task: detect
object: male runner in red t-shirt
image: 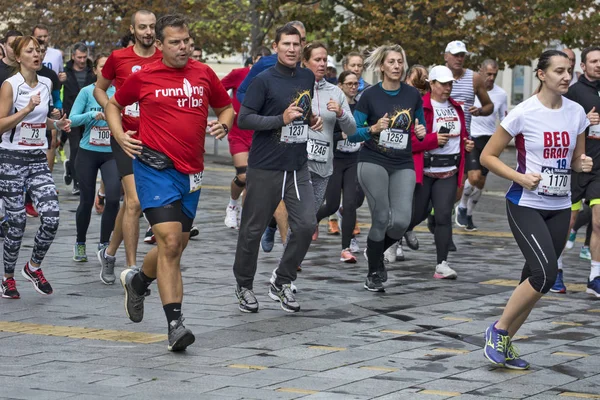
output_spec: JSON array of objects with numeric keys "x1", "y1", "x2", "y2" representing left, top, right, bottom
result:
[
  {"x1": 93, "y1": 10, "x2": 162, "y2": 284},
  {"x1": 221, "y1": 46, "x2": 271, "y2": 230},
  {"x1": 106, "y1": 14, "x2": 234, "y2": 352}
]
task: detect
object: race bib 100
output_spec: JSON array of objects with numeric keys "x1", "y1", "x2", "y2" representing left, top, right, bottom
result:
[
  {"x1": 89, "y1": 126, "x2": 111, "y2": 146},
  {"x1": 19, "y1": 123, "x2": 46, "y2": 146},
  {"x1": 281, "y1": 121, "x2": 308, "y2": 143},
  {"x1": 307, "y1": 139, "x2": 330, "y2": 163},
  {"x1": 379, "y1": 128, "x2": 408, "y2": 150},
  {"x1": 538, "y1": 166, "x2": 570, "y2": 197}
]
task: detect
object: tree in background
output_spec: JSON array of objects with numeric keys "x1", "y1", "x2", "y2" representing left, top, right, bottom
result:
[{"x1": 0, "y1": 0, "x2": 597, "y2": 68}]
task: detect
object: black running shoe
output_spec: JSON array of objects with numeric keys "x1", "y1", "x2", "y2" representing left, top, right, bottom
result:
[
  {"x1": 168, "y1": 316, "x2": 195, "y2": 352},
  {"x1": 1, "y1": 277, "x2": 20, "y2": 299},
  {"x1": 465, "y1": 216, "x2": 477, "y2": 232},
  {"x1": 455, "y1": 206, "x2": 468, "y2": 228},
  {"x1": 189, "y1": 225, "x2": 199, "y2": 238},
  {"x1": 63, "y1": 159, "x2": 72, "y2": 185},
  {"x1": 21, "y1": 263, "x2": 53, "y2": 295},
  {"x1": 364, "y1": 274, "x2": 385, "y2": 292},
  {"x1": 404, "y1": 230, "x2": 419, "y2": 250}
]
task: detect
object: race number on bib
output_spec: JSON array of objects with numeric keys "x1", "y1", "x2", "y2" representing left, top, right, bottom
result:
[
  {"x1": 281, "y1": 121, "x2": 308, "y2": 143},
  {"x1": 307, "y1": 139, "x2": 330, "y2": 163},
  {"x1": 19, "y1": 123, "x2": 46, "y2": 146},
  {"x1": 538, "y1": 167, "x2": 570, "y2": 197},
  {"x1": 124, "y1": 102, "x2": 139, "y2": 118},
  {"x1": 336, "y1": 139, "x2": 360, "y2": 153},
  {"x1": 589, "y1": 124, "x2": 600, "y2": 139},
  {"x1": 89, "y1": 126, "x2": 111, "y2": 146},
  {"x1": 189, "y1": 171, "x2": 203, "y2": 193},
  {"x1": 379, "y1": 128, "x2": 408, "y2": 150}
]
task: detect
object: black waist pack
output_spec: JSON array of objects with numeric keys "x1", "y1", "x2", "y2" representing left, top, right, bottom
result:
[
  {"x1": 424, "y1": 153, "x2": 460, "y2": 168},
  {"x1": 137, "y1": 146, "x2": 174, "y2": 170}
]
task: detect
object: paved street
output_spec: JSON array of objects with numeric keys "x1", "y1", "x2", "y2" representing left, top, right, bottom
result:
[{"x1": 1, "y1": 147, "x2": 600, "y2": 400}]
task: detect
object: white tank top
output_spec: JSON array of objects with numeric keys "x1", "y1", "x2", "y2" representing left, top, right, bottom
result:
[{"x1": 1, "y1": 72, "x2": 51, "y2": 150}]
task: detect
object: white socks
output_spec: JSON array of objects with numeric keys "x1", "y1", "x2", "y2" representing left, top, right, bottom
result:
[
  {"x1": 229, "y1": 197, "x2": 239, "y2": 208},
  {"x1": 467, "y1": 187, "x2": 482, "y2": 216},
  {"x1": 591, "y1": 260, "x2": 600, "y2": 281},
  {"x1": 460, "y1": 181, "x2": 474, "y2": 209}
]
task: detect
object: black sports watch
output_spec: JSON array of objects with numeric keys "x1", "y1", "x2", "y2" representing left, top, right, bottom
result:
[{"x1": 221, "y1": 123, "x2": 229, "y2": 135}]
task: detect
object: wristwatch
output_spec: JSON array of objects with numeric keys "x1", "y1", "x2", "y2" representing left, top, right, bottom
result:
[{"x1": 221, "y1": 123, "x2": 229, "y2": 135}]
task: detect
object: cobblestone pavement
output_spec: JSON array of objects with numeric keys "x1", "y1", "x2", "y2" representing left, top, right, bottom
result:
[{"x1": 1, "y1": 148, "x2": 600, "y2": 400}]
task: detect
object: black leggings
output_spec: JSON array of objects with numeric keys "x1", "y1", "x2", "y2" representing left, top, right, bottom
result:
[
  {"x1": 506, "y1": 200, "x2": 570, "y2": 294},
  {"x1": 68, "y1": 127, "x2": 82, "y2": 185},
  {"x1": 411, "y1": 173, "x2": 457, "y2": 264},
  {"x1": 75, "y1": 148, "x2": 121, "y2": 243},
  {"x1": 316, "y1": 157, "x2": 364, "y2": 249}
]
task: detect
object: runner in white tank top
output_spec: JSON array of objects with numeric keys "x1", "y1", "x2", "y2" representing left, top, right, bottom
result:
[{"x1": 0, "y1": 36, "x2": 71, "y2": 300}]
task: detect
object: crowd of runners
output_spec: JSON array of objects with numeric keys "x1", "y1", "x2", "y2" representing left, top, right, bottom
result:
[{"x1": 0, "y1": 10, "x2": 599, "y2": 369}]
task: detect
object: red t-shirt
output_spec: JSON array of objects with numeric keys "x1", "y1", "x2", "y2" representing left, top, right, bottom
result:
[
  {"x1": 114, "y1": 59, "x2": 231, "y2": 174},
  {"x1": 102, "y1": 46, "x2": 163, "y2": 132},
  {"x1": 221, "y1": 67, "x2": 252, "y2": 138}
]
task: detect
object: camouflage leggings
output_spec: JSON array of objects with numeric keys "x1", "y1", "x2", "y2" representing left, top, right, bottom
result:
[{"x1": 0, "y1": 149, "x2": 59, "y2": 274}]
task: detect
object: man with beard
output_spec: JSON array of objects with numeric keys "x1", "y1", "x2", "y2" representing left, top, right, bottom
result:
[{"x1": 93, "y1": 10, "x2": 163, "y2": 284}]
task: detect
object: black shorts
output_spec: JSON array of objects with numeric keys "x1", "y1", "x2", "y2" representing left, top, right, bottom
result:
[
  {"x1": 144, "y1": 200, "x2": 194, "y2": 233},
  {"x1": 110, "y1": 136, "x2": 133, "y2": 178},
  {"x1": 466, "y1": 135, "x2": 491, "y2": 176},
  {"x1": 571, "y1": 171, "x2": 600, "y2": 205}
]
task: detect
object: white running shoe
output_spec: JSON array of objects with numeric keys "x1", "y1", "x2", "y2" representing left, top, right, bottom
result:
[
  {"x1": 349, "y1": 237, "x2": 360, "y2": 253},
  {"x1": 270, "y1": 268, "x2": 297, "y2": 293},
  {"x1": 225, "y1": 205, "x2": 239, "y2": 229},
  {"x1": 433, "y1": 260, "x2": 458, "y2": 279},
  {"x1": 384, "y1": 242, "x2": 397, "y2": 264}
]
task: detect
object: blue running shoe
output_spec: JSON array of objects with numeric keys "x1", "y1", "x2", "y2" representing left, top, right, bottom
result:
[
  {"x1": 505, "y1": 342, "x2": 530, "y2": 370},
  {"x1": 580, "y1": 246, "x2": 592, "y2": 261},
  {"x1": 455, "y1": 206, "x2": 468, "y2": 228},
  {"x1": 550, "y1": 270, "x2": 567, "y2": 293},
  {"x1": 261, "y1": 226, "x2": 276, "y2": 253},
  {"x1": 586, "y1": 276, "x2": 600, "y2": 298},
  {"x1": 483, "y1": 321, "x2": 510, "y2": 366}
]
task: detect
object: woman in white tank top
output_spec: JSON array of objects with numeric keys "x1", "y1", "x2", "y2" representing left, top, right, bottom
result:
[{"x1": 0, "y1": 36, "x2": 70, "y2": 300}]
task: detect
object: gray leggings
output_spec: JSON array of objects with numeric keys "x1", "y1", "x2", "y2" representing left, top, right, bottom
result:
[{"x1": 357, "y1": 162, "x2": 415, "y2": 242}]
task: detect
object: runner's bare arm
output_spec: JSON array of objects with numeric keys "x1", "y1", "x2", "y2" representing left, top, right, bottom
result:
[
  {"x1": 106, "y1": 97, "x2": 141, "y2": 158},
  {"x1": 0, "y1": 82, "x2": 36, "y2": 133},
  {"x1": 208, "y1": 104, "x2": 235, "y2": 140},
  {"x1": 471, "y1": 73, "x2": 494, "y2": 117},
  {"x1": 93, "y1": 74, "x2": 113, "y2": 109}
]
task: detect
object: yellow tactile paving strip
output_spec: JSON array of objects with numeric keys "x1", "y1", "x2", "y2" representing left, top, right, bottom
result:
[{"x1": 0, "y1": 321, "x2": 167, "y2": 344}]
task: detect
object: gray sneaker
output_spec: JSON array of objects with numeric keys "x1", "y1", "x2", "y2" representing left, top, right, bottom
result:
[
  {"x1": 167, "y1": 316, "x2": 195, "y2": 352},
  {"x1": 120, "y1": 269, "x2": 145, "y2": 322},
  {"x1": 268, "y1": 283, "x2": 300, "y2": 313},
  {"x1": 235, "y1": 285, "x2": 259, "y2": 313},
  {"x1": 97, "y1": 247, "x2": 116, "y2": 285}
]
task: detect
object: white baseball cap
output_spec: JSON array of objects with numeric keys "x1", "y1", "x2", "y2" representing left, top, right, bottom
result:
[
  {"x1": 327, "y1": 55, "x2": 336, "y2": 69},
  {"x1": 445, "y1": 40, "x2": 468, "y2": 55},
  {"x1": 428, "y1": 66, "x2": 455, "y2": 83}
]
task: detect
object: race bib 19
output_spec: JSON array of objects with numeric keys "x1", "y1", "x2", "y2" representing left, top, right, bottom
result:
[
  {"x1": 189, "y1": 171, "x2": 203, "y2": 193},
  {"x1": 89, "y1": 126, "x2": 111, "y2": 146},
  {"x1": 307, "y1": 139, "x2": 330, "y2": 163},
  {"x1": 379, "y1": 128, "x2": 408, "y2": 150},
  {"x1": 19, "y1": 123, "x2": 46, "y2": 146},
  {"x1": 538, "y1": 166, "x2": 570, "y2": 197},
  {"x1": 281, "y1": 121, "x2": 308, "y2": 143},
  {"x1": 124, "y1": 102, "x2": 139, "y2": 118},
  {"x1": 336, "y1": 139, "x2": 360, "y2": 153}
]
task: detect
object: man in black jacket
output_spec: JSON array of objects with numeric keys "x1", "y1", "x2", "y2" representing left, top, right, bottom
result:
[
  {"x1": 63, "y1": 42, "x2": 96, "y2": 195},
  {"x1": 564, "y1": 46, "x2": 600, "y2": 296}
]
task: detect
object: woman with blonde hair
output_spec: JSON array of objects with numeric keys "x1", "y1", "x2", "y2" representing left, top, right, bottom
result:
[{"x1": 348, "y1": 44, "x2": 425, "y2": 292}]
